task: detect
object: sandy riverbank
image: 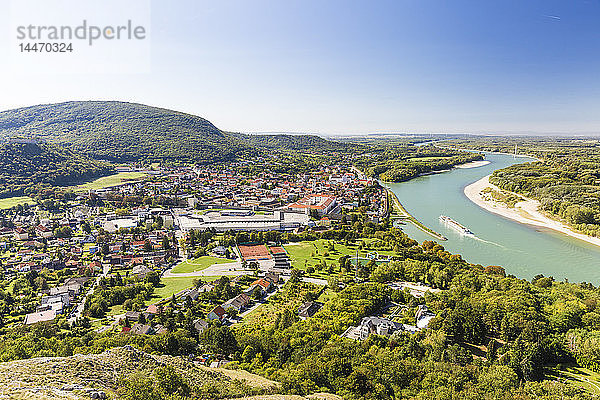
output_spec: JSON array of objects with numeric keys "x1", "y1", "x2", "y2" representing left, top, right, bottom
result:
[
  {"x1": 456, "y1": 160, "x2": 491, "y2": 169},
  {"x1": 464, "y1": 175, "x2": 600, "y2": 248}
]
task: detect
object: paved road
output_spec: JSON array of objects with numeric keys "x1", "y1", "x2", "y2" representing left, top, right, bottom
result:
[
  {"x1": 68, "y1": 264, "x2": 110, "y2": 324},
  {"x1": 301, "y1": 277, "x2": 328, "y2": 286}
]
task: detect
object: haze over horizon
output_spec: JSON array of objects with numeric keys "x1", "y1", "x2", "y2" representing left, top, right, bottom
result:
[{"x1": 1, "y1": 0, "x2": 599, "y2": 135}]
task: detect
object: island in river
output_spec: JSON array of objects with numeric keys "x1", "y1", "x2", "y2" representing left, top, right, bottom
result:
[{"x1": 384, "y1": 151, "x2": 600, "y2": 284}]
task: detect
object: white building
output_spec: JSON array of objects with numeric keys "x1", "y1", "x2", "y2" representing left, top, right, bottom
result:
[{"x1": 176, "y1": 209, "x2": 309, "y2": 232}]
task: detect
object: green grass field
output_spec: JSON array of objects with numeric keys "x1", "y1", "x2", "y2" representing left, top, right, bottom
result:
[
  {"x1": 73, "y1": 172, "x2": 147, "y2": 192},
  {"x1": 316, "y1": 287, "x2": 337, "y2": 303},
  {"x1": 284, "y1": 239, "x2": 363, "y2": 276},
  {"x1": 284, "y1": 239, "x2": 395, "y2": 270},
  {"x1": 0, "y1": 196, "x2": 35, "y2": 209},
  {"x1": 284, "y1": 239, "x2": 355, "y2": 270},
  {"x1": 107, "y1": 304, "x2": 124, "y2": 316},
  {"x1": 547, "y1": 365, "x2": 600, "y2": 396},
  {"x1": 283, "y1": 239, "x2": 397, "y2": 279},
  {"x1": 147, "y1": 275, "x2": 221, "y2": 304},
  {"x1": 171, "y1": 256, "x2": 231, "y2": 274}
]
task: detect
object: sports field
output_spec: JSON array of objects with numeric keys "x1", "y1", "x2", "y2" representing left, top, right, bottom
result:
[
  {"x1": 171, "y1": 256, "x2": 231, "y2": 273},
  {"x1": 0, "y1": 196, "x2": 35, "y2": 209},
  {"x1": 73, "y1": 172, "x2": 146, "y2": 192}
]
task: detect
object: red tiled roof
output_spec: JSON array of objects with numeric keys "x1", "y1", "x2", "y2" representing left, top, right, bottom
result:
[
  {"x1": 147, "y1": 304, "x2": 160, "y2": 314},
  {"x1": 251, "y1": 278, "x2": 272, "y2": 289}
]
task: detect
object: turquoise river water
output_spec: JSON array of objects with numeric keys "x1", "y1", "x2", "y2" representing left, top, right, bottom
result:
[{"x1": 384, "y1": 152, "x2": 600, "y2": 284}]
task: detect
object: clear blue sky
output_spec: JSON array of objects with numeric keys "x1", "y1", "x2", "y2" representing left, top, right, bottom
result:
[{"x1": 1, "y1": 0, "x2": 599, "y2": 134}]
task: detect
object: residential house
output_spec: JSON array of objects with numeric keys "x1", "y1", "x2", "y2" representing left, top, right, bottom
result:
[
  {"x1": 207, "y1": 305, "x2": 226, "y2": 321},
  {"x1": 13, "y1": 227, "x2": 28, "y2": 241},
  {"x1": 130, "y1": 323, "x2": 153, "y2": 335},
  {"x1": 342, "y1": 317, "x2": 404, "y2": 341},
  {"x1": 297, "y1": 301, "x2": 323, "y2": 319},
  {"x1": 198, "y1": 282, "x2": 215, "y2": 293},
  {"x1": 65, "y1": 259, "x2": 82, "y2": 270},
  {"x1": 125, "y1": 311, "x2": 141, "y2": 322},
  {"x1": 194, "y1": 319, "x2": 209, "y2": 335},
  {"x1": 245, "y1": 278, "x2": 273, "y2": 297},
  {"x1": 39, "y1": 293, "x2": 70, "y2": 314},
  {"x1": 50, "y1": 281, "x2": 82, "y2": 299},
  {"x1": 146, "y1": 304, "x2": 162, "y2": 315},
  {"x1": 177, "y1": 287, "x2": 200, "y2": 301},
  {"x1": 222, "y1": 293, "x2": 250, "y2": 312},
  {"x1": 35, "y1": 225, "x2": 53, "y2": 239},
  {"x1": 89, "y1": 261, "x2": 102, "y2": 273}
]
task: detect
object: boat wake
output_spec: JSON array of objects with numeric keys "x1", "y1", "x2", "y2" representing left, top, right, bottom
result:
[{"x1": 470, "y1": 235, "x2": 506, "y2": 248}]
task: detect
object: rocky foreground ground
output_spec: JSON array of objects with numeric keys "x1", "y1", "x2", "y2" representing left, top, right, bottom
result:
[{"x1": 0, "y1": 346, "x2": 341, "y2": 400}]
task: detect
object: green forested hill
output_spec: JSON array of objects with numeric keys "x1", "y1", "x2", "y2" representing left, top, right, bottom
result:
[
  {"x1": 231, "y1": 132, "x2": 359, "y2": 153},
  {"x1": 0, "y1": 101, "x2": 256, "y2": 163},
  {"x1": 0, "y1": 101, "x2": 363, "y2": 163},
  {"x1": 0, "y1": 141, "x2": 112, "y2": 198},
  {"x1": 0, "y1": 101, "x2": 371, "y2": 197}
]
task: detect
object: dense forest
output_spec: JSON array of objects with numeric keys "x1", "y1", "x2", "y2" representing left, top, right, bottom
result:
[
  {"x1": 0, "y1": 102, "x2": 489, "y2": 171},
  {"x1": 232, "y1": 232, "x2": 600, "y2": 399},
  {"x1": 447, "y1": 136, "x2": 600, "y2": 237},
  {"x1": 0, "y1": 101, "x2": 257, "y2": 163},
  {"x1": 0, "y1": 101, "x2": 375, "y2": 165},
  {"x1": 0, "y1": 141, "x2": 112, "y2": 198}
]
